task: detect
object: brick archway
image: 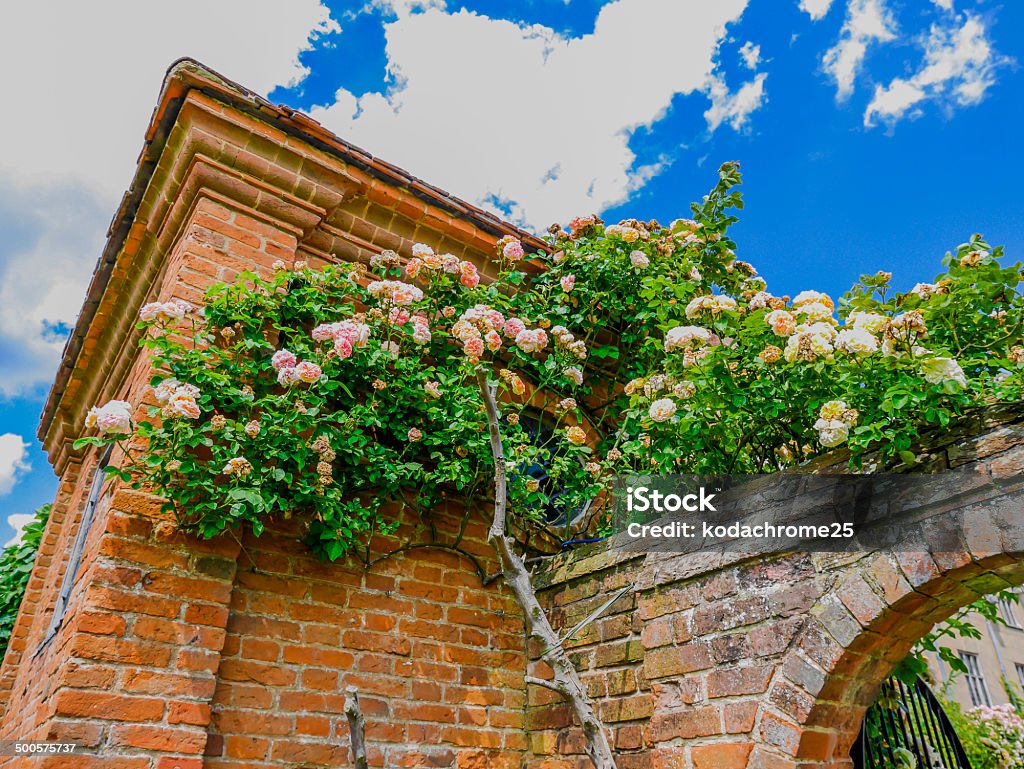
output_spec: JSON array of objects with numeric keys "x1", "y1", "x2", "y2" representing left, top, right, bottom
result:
[{"x1": 794, "y1": 542, "x2": 1024, "y2": 765}]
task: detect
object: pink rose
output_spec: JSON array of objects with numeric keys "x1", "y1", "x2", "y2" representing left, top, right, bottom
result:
[
  {"x1": 139, "y1": 303, "x2": 162, "y2": 322},
  {"x1": 295, "y1": 361, "x2": 322, "y2": 383},
  {"x1": 334, "y1": 338, "x2": 353, "y2": 360},
  {"x1": 487, "y1": 310, "x2": 505, "y2": 330},
  {"x1": 339, "y1": 321, "x2": 370, "y2": 347},
  {"x1": 463, "y1": 338, "x2": 485, "y2": 358},
  {"x1": 461, "y1": 272, "x2": 480, "y2": 288},
  {"x1": 139, "y1": 300, "x2": 192, "y2": 324},
  {"x1": 312, "y1": 324, "x2": 336, "y2": 342},
  {"x1": 405, "y1": 258, "x2": 423, "y2": 277},
  {"x1": 412, "y1": 320, "x2": 431, "y2": 345},
  {"x1": 277, "y1": 367, "x2": 300, "y2": 386},
  {"x1": 272, "y1": 349, "x2": 297, "y2": 371},
  {"x1": 164, "y1": 394, "x2": 201, "y2": 420},
  {"x1": 407, "y1": 428, "x2": 423, "y2": 442},
  {"x1": 502, "y1": 239, "x2": 524, "y2": 261},
  {"x1": 167, "y1": 299, "x2": 193, "y2": 318},
  {"x1": 561, "y1": 275, "x2": 576, "y2": 293},
  {"x1": 630, "y1": 250, "x2": 650, "y2": 269},
  {"x1": 85, "y1": 400, "x2": 133, "y2": 435},
  {"x1": 485, "y1": 331, "x2": 502, "y2": 352},
  {"x1": 515, "y1": 328, "x2": 548, "y2": 354},
  {"x1": 504, "y1": 318, "x2": 526, "y2": 338}
]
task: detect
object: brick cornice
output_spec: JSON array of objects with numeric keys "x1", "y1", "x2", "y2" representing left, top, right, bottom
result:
[
  {"x1": 40, "y1": 59, "x2": 546, "y2": 475},
  {"x1": 39, "y1": 99, "x2": 348, "y2": 473}
]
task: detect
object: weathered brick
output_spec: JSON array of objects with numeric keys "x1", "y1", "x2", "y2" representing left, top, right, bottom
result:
[
  {"x1": 692, "y1": 742, "x2": 754, "y2": 769},
  {"x1": 724, "y1": 701, "x2": 759, "y2": 734},
  {"x1": 55, "y1": 691, "x2": 165, "y2": 722},
  {"x1": 760, "y1": 711, "x2": 801, "y2": 756},
  {"x1": 707, "y1": 665, "x2": 773, "y2": 698},
  {"x1": 110, "y1": 724, "x2": 207, "y2": 753},
  {"x1": 647, "y1": 706, "x2": 721, "y2": 742},
  {"x1": 644, "y1": 642, "x2": 712, "y2": 679},
  {"x1": 836, "y1": 574, "x2": 886, "y2": 627}
]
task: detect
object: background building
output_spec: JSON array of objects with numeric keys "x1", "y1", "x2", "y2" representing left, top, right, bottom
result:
[{"x1": 928, "y1": 590, "x2": 1024, "y2": 710}]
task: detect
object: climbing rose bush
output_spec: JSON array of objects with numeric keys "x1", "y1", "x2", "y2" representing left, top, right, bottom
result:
[
  {"x1": 946, "y1": 703, "x2": 1024, "y2": 769},
  {"x1": 77, "y1": 162, "x2": 1024, "y2": 559}
]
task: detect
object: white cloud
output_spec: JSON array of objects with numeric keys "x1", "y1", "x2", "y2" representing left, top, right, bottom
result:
[
  {"x1": 5, "y1": 514, "x2": 35, "y2": 547},
  {"x1": 932, "y1": 0, "x2": 954, "y2": 10},
  {"x1": 370, "y1": 0, "x2": 447, "y2": 13},
  {"x1": 800, "y1": 0, "x2": 836, "y2": 21},
  {"x1": 705, "y1": 74, "x2": 768, "y2": 131},
  {"x1": 0, "y1": 434, "x2": 28, "y2": 497},
  {"x1": 865, "y1": 14, "x2": 1003, "y2": 126},
  {"x1": 822, "y1": 0, "x2": 897, "y2": 100},
  {"x1": 0, "y1": 1, "x2": 337, "y2": 395},
  {"x1": 0, "y1": 1, "x2": 338, "y2": 194},
  {"x1": 310, "y1": 0, "x2": 752, "y2": 226},
  {"x1": 739, "y1": 41, "x2": 762, "y2": 70},
  {"x1": 0, "y1": 181, "x2": 109, "y2": 395}
]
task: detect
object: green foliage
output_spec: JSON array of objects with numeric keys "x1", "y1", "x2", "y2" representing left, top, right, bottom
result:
[
  {"x1": 76, "y1": 162, "x2": 1024, "y2": 560},
  {"x1": 0, "y1": 505, "x2": 49, "y2": 660},
  {"x1": 943, "y1": 699, "x2": 1024, "y2": 769},
  {"x1": 894, "y1": 591, "x2": 1016, "y2": 684}
]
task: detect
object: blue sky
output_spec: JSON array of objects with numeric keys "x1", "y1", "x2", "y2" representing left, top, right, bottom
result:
[{"x1": 0, "y1": 0, "x2": 1021, "y2": 542}]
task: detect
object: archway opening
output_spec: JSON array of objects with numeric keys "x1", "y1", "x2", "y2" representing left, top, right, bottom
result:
[{"x1": 797, "y1": 548, "x2": 1024, "y2": 768}]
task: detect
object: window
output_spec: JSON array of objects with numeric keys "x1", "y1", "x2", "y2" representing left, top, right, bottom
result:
[
  {"x1": 999, "y1": 595, "x2": 1023, "y2": 629},
  {"x1": 1016, "y1": 662, "x2": 1024, "y2": 690},
  {"x1": 959, "y1": 651, "x2": 991, "y2": 707},
  {"x1": 518, "y1": 412, "x2": 591, "y2": 532},
  {"x1": 34, "y1": 446, "x2": 112, "y2": 656}
]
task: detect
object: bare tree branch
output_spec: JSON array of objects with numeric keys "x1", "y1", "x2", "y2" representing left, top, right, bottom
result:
[
  {"x1": 477, "y1": 371, "x2": 617, "y2": 769},
  {"x1": 344, "y1": 686, "x2": 369, "y2": 769},
  {"x1": 559, "y1": 583, "x2": 634, "y2": 646},
  {"x1": 525, "y1": 675, "x2": 564, "y2": 693}
]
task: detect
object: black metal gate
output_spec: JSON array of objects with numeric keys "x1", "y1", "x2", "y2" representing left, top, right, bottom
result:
[{"x1": 852, "y1": 676, "x2": 972, "y2": 768}]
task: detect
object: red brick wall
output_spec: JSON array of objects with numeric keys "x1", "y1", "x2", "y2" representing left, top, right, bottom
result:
[
  {"x1": 204, "y1": 509, "x2": 525, "y2": 768},
  {"x1": 528, "y1": 412, "x2": 1024, "y2": 769}
]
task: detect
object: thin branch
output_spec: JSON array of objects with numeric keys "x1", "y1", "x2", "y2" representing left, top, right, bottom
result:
[
  {"x1": 525, "y1": 675, "x2": 564, "y2": 694},
  {"x1": 477, "y1": 370, "x2": 617, "y2": 769},
  {"x1": 226, "y1": 528, "x2": 260, "y2": 572},
  {"x1": 559, "y1": 584, "x2": 634, "y2": 646},
  {"x1": 366, "y1": 542, "x2": 502, "y2": 586},
  {"x1": 344, "y1": 686, "x2": 369, "y2": 769}
]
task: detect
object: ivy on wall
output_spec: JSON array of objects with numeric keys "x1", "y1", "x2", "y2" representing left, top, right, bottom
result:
[{"x1": 0, "y1": 505, "x2": 49, "y2": 660}]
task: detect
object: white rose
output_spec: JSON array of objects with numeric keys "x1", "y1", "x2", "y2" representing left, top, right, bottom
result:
[
  {"x1": 664, "y1": 326, "x2": 711, "y2": 352},
  {"x1": 836, "y1": 328, "x2": 879, "y2": 356},
  {"x1": 629, "y1": 250, "x2": 650, "y2": 269},
  {"x1": 814, "y1": 418, "x2": 849, "y2": 448},
  {"x1": 921, "y1": 357, "x2": 968, "y2": 389},
  {"x1": 648, "y1": 398, "x2": 677, "y2": 423}
]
